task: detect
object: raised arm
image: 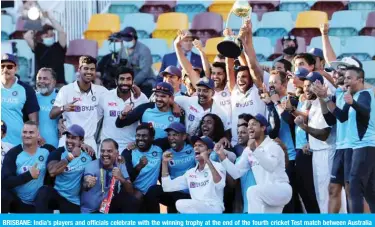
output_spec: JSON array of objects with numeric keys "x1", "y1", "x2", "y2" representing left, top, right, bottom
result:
[
  {"x1": 320, "y1": 23, "x2": 337, "y2": 63},
  {"x1": 43, "y1": 11, "x2": 67, "y2": 48},
  {"x1": 175, "y1": 31, "x2": 201, "y2": 88},
  {"x1": 193, "y1": 39, "x2": 211, "y2": 78}
]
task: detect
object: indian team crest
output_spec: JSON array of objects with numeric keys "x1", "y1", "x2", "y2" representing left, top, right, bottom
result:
[
  {"x1": 221, "y1": 92, "x2": 227, "y2": 97},
  {"x1": 204, "y1": 172, "x2": 208, "y2": 177},
  {"x1": 1, "y1": 151, "x2": 5, "y2": 156},
  {"x1": 38, "y1": 155, "x2": 44, "y2": 162},
  {"x1": 81, "y1": 157, "x2": 86, "y2": 162},
  {"x1": 152, "y1": 151, "x2": 157, "y2": 157},
  {"x1": 186, "y1": 149, "x2": 193, "y2": 154},
  {"x1": 92, "y1": 96, "x2": 96, "y2": 102},
  {"x1": 51, "y1": 99, "x2": 55, "y2": 105},
  {"x1": 168, "y1": 116, "x2": 174, "y2": 122},
  {"x1": 12, "y1": 91, "x2": 18, "y2": 96}
]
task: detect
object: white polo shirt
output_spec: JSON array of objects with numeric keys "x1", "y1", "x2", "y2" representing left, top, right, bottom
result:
[
  {"x1": 308, "y1": 99, "x2": 336, "y2": 151},
  {"x1": 162, "y1": 161, "x2": 226, "y2": 210},
  {"x1": 97, "y1": 89, "x2": 148, "y2": 152},
  {"x1": 53, "y1": 81, "x2": 108, "y2": 139},
  {"x1": 213, "y1": 88, "x2": 232, "y2": 120},
  {"x1": 174, "y1": 96, "x2": 231, "y2": 136},
  {"x1": 231, "y1": 85, "x2": 266, "y2": 144}
]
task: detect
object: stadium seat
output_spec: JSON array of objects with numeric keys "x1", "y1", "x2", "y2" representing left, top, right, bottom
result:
[
  {"x1": 9, "y1": 17, "x2": 26, "y2": 40},
  {"x1": 348, "y1": 0, "x2": 375, "y2": 20},
  {"x1": 329, "y1": 11, "x2": 363, "y2": 37},
  {"x1": 141, "y1": 38, "x2": 169, "y2": 63},
  {"x1": 339, "y1": 36, "x2": 375, "y2": 60},
  {"x1": 1, "y1": 15, "x2": 14, "y2": 41},
  {"x1": 250, "y1": 0, "x2": 280, "y2": 20},
  {"x1": 253, "y1": 37, "x2": 273, "y2": 61},
  {"x1": 66, "y1": 39, "x2": 99, "y2": 70},
  {"x1": 175, "y1": 0, "x2": 213, "y2": 21},
  {"x1": 291, "y1": 10, "x2": 328, "y2": 45},
  {"x1": 152, "y1": 13, "x2": 189, "y2": 47},
  {"x1": 268, "y1": 36, "x2": 306, "y2": 60},
  {"x1": 64, "y1": 63, "x2": 76, "y2": 84},
  {"x1": 255, "y1": 11, "x2": 293, "y2": 45},
  {"x1": 363, "y1": 61, "x2": 375, "y2": 85},
  {"x1": 152, "y1": 62, "x2": 162, "y2": 75},
  {"x1": 140, "y1": 1, "x2": 176, "y2": 21},
  {"x1": 279, "y1": 0, "x2": 316, "y2": 20},
  {"x1": 108, "y1": 0, "x2": 145, "y2": 21},
  {"x1": 227, "y1": 12, "x2": 258, "y2": 34},
  {"x1": 122, "y1": 13, "x2": 156, "y2": 39},
  {"x1": 311, "y1": 1, "x2": 348, "y2": 20},
  {"x1": 308, "y1": 36, "x2": 342, "y2": 57},
  {"x1": 3, "y1": 39, "x2": 33, "y2": 83},
  {"x1": 190, "y1": 12, "x2": 223, "y2": 45},
  {"x1": 83, "y1": 14, "x2": 121, "y2": 47},
  {"x1": 204, "y1": 37, "x2": 223, "y2": 62},
  {"x1": 208, "y1": 0, "x2": 235, "y2": 21},
  {"x1": 359, "y1": 11, "x2": 375, "y2": 36}
]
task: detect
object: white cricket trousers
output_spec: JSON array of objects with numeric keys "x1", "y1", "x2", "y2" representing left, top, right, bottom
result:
[
  {"x1": 312, "y1": 149, "x2": 347, "y2": 213},
  {"x1": 247, "y1": 183, "x2": 292, "y2": 213},
  {"x1": 59, "y1": 135, "x2": 98, "y2": 157},
  {"x1": 175, "y1": 199, "x2": 223, "y2": 213}
]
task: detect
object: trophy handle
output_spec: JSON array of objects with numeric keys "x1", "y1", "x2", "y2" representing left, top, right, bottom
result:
[{"x1": 224, "y1": 11, "x2": 233, "y2": 29}]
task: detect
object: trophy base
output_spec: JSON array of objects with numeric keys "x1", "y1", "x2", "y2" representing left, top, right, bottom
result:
[{"x1": 217, "y1": 40, "x2": 242, "y2": 59}]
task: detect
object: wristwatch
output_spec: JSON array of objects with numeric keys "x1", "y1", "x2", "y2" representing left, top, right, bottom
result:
[
  {"x1": 323, "y1": 97, "x2": 330, "y2": 103},
  {"x1": 60, "y1": 106, "x2": 65, "y2": 112}
]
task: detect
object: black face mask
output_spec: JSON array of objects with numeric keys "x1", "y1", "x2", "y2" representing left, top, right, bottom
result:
[{"x1": 283, "y1": 46, "x2": 297, "y2": 55}]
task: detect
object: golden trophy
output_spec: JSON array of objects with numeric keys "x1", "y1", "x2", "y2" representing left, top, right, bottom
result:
[{"x1": 217, "y1": 0, "x2": 252, "y2": 58}]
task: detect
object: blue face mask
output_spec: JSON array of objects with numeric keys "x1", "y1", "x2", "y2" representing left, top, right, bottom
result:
[
  {"x1": 123, "y1": 40, "x2": 134, "y2": 49},
  {"x1": 42, "y1": 37, "x2": 54, "y2": 47}
]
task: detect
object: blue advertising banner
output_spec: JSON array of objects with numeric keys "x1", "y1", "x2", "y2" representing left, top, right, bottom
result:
[{"x1": 0, "y1": 214, "x2": 374, "y2": 227}]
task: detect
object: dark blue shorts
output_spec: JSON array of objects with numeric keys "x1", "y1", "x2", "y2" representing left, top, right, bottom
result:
[{"x1": 330, "y1": 148, "x2": 353, "y2": 185}]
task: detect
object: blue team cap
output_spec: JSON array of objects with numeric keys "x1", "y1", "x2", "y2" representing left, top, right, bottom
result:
[
  {"x1": 63, "y1": 124, "x2": 85, "y2": 138},
  {"x1": 191, "y1": 136, "x2": 215, "y2": 149},
  {"x1": 196, "y1": 77, "x2": 215, "y2": 90},
  {"x1": 1, "y1": 53, "x2": 18, "y2": 65},
  {"x1": 165, "y1": 122, "x2": 186, "y2": 134},
  {"x1": 305, "y1": 71, "x2": 324, "y2": 84},
  {"x1": 294, "y1": 67, "x2": 310, "y2": 79},
  {"x1": 249, "y1": 114, "x2": 268, "y2": 127}
]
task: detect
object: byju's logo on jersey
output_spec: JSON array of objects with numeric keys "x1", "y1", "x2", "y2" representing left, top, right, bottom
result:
[
  {"x1": 22, "y1": 166, "x2": 29, "y2": 173},
  {"x1": 169, "y1": 160, "x2": 175, "y2": 166},
  {"x1": 74, "y1": 106, "x2": 81, "y2": 112},
  {"x1": 12, "y1": 91, "x2": 18, "y2": 96},
  {"x1": 188, "y1": 114, "x2": 195, "y2": 121},
  {"x1": 109, "y1": 110, "x2": 117, "y2": 117}
]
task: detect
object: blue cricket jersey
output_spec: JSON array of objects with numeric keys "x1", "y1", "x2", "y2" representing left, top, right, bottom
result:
[
  {"x1": 2, "y1": 145, "x2": 49, "y2": 205},
  {"x1": 47, "y1": 147, "x2": 93, "y2": 205},
  {"x1": 36, "y1": 89, "x2": 59, "y2": 148},
  {"x1": 334, "y1": 88, "x2": 350, "y2": 149},
  {"x1": 295, "y1": 101, "x2": 308, "y2": 149},
  {"x1": 1, "y1": 78, "x2": 40, "y2": 145}
]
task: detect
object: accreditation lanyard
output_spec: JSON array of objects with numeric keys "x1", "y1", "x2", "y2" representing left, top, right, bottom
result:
[{"x1": 100, "y1": 168, "x2": 105, "y2": 194}]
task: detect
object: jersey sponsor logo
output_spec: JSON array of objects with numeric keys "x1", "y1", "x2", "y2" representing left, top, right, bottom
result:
[
  {"x1": 189, "y1": 106, "x2": 198, "y2": 113},
  {"x1": 73, "y1": 97, "x2": 82, "y2": 102},
  {"x1": 2, "y1": 97, "x2": 19, "y2": 104},
  {"x1": 235, "y1": 100, "x2": 253, "y2": 108},
  {"x1": 169, "y1": 160, "x2": 175, "y2": 166},
  {"x1": 51, "y1": 99, "x2": 55, "y2": 105},
  {"x1": 170, "y1": 156, "x2": 194, "y2": 166},
  {"x1": 220, "y1": 100, "x2": 231, "y2": 106},
  {"x1": 190, "y1": 180, "x2": 209, "y2": 188},
  {"x1": 109, "y1": 110, "x2": 117, "y2": 117},
  {"x1": 108, "y1": 102, "x2": 117, "y2": 107},
  {"x1": 40, "y1": 105, "x2": 52, "y2": 112},
  {"x1": 75, "y1": 105, "x2": 95, "y2": 112},
  {"x1": 22, "y1": 166, "x2": 29, "y2": 173},
  {"x1": 81, "y1": 157, "x2": 86, "y2": 162},
  {"x1": 12, "y1": 91, "x2": 18, "y2": 96},
  {"x1": 188, "y1": 174, "x2": 198, "y2": 178},
  {"x1": 188, "y1": 114, "x2": 195, "y2": 121},
  {"x1": 91, "y1": 96, "x2": 96, "y2": 102},
  {"x1": 168, "y1": 116, "x2": 174, "y2": 122},
  {"x1": 38, "y1": 155, "x2": 44, "y2": 162}
]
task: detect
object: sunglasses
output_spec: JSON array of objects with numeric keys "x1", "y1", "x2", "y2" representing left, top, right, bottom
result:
[
  {"x1": 1, "y1": 65, "x2": 15, "y2": 70},
  {"x1": 283, "y1": 35, "x2": 296, "y2": 40}
]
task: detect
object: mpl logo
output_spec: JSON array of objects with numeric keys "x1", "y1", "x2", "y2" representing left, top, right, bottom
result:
[
  {"x1": 108, "y1": 102, "x2": 117, "y2": 107},
  {"x1": 74, "y1": 106, "x2": 81, "y2": 112},
  {"x1": 73, "y1": 97, "x2": 82, "y2": 102},
  {"x1": 189, "y1": 106, "x2": 198, "y2": 113}
]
